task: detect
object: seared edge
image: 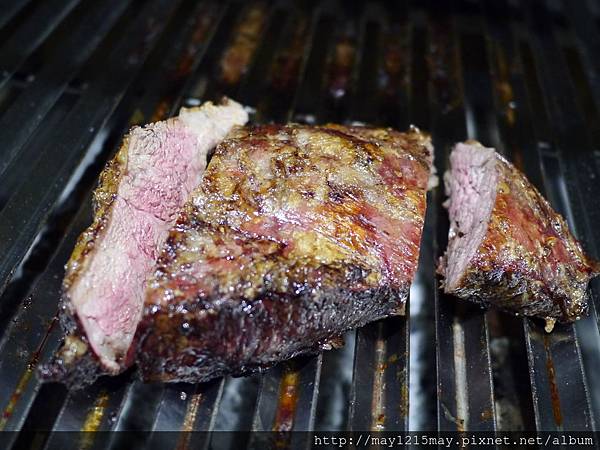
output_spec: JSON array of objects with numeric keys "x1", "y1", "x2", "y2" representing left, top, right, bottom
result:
[
  {"x1": 137, "y1": 282, "x2": 408, "y2": 383},
  {"x1": 440, "y1": 142, "x2": 600, "y2": 324}
]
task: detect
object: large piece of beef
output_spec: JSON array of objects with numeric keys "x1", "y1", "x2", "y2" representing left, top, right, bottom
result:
[
  {"x1": 439, "y1": 142, "x2": 599, "y2": 326},
  {"x1": 40, "y1": 99, "x2": 248, "y2": 386},
  {"x1": 136, "y1": 124, "x2": 433, "y2": 383}
]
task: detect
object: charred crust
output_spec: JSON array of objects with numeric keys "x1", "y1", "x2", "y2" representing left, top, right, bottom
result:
[
  {"x1": 38, "y1": 344, "x2": 105, "y2": 390},
  {"x1": 137, "y1": 285, "x2": 409, "y2": 383},
  {"x1": 326, "y1": 180, "x2": 363, "y2": 205},
  {"x1": 38, "y1": 302, "x2": 106, "y2": 389},
  {"x1": 449, "y1": 251, "x2": 590, "y2": 323},
  {"x1": 441, "y1": 148, "x2": 597, "y2": 324}
]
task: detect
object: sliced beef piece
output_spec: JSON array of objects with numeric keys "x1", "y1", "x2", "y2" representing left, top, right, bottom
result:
[
  {"x1": 439, "y1": 142, "x2": 600, "y2": 326},
  {"x1": 39, "y1": 99, "x2": 248, "y2": 387},
  {"x1": 136, "y1": 124, "x2": 433, "y2": 383}
]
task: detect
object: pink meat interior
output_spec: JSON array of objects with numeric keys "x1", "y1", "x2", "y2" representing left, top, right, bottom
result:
[
  {"x1": 444, "y1": 142, "x2": 498, "y2": 290},
  {"x1": 68, "y1": 101, "x2": 248, "y2": 371},
  {"x1": 70, "y1": 122, "x2": 205, "y2": 371}
]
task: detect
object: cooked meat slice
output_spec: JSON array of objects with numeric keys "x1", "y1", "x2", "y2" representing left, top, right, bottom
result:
[
  {"x1": 136, "y1": 124, "x2": 433, "y2": 383},
  {"x1": 40, "y1": 99, "x2": 248, "y2": 386},
  {"x1": 439, "y1": 142, "x2": 600, "y2": 324}
]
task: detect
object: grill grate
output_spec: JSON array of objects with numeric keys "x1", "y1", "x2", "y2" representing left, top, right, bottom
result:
[{"x1": 1, "y1": 0, "x2": 600, "y2": 447}]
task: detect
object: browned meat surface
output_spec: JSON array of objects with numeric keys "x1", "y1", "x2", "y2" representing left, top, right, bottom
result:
[
  {"x1": 136, "y1": 124, "x2": 433, "y2": 383},
  {"x1": 439, "y1": 142, "x2": 600, "y2": 325},
  {"x1": 40, "y1": 99, "x2": 248, "y2": 387}
]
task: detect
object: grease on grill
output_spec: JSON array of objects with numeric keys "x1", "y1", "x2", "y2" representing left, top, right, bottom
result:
[
  {"x1": 151, "y1": 3, "x2": 221, "y2": 123},
  {"x1": 381, "y1": 25, "x2": 409, "y2": 103},
  {"x1": 326, "y1": 30, "x2": 356, "y2": 99},
  {"x1": 492, "y1": 44, "x2": 516, "y2": 127},
  {"x1": 269, "y1": 16, "x2": 308, "y2": 92},
  {"x1": 219, "y1": 3, "x2": 267, "y2": 85},
  {"x1": 0, "y1": 315, "x2": 59, "y2": 430},
  {"x1": 79, "y1": 391, "x2": 109, "y2": 450},
  {"x1": 181, "y1": 392, "x2": 202, "y2": 431},
  {"x1": 175, "y1": 391, "x2": 203, "y2": 450},
  {"x1": 273, "y1": 370, "x2": 300, "y2": 432},
  {"x1": 371, "y1": 330, "x2": 386, "y2": 431},
  {"x1": 543, "y1": 334, "x2": 563, "y2": 426},
  {"x1": 0, "y1": 370, "x2": 34, "y2": 430},
  {"x1": 427, "y1": 19, "x2": 462, "y2": 112}
]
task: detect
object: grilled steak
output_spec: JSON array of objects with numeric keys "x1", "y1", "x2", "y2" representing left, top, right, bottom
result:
[
  {"x1": 136, "y1": 124, "x2": 433, "y2": 383},
  {"x1": 439, "y1": 142, "x2": 600, "y2": 325},
  {"x1": 40, "y1": 99, "x2": 248, "y2": 386}
]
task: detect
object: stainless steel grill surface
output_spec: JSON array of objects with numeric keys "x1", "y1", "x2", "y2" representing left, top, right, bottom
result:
[{"x1": 1, "y1": 0, "x2": 600, "y2": 448}]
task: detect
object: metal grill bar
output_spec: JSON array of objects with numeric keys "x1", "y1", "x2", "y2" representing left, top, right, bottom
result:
[
  {"x1": 482, "y1": 0, "x2": 542, "y2": 431},
  {"x1": 381, "y1": 1, "x2": 411, "y2": 130},
  {"x1": 0, "y1": 93, "x2": 76, "y2": 339},
  {"x1": 516, "y1": 5, "x2": 595, "y2": 433},
  {"x1": 0, "y1": 0, "x2": 183, "y2": 299},
  {"x1": 561, "y1": 1, "x2": 600, "y2": 144},
  {"x1": 0, "y1": 0, "x2": 32, "y2": 32},
  {"x1": 349, "y1": 317, "x2": 410, "y2": 431},
  {"x1": 291, "y1": 8, "x2": 337, "y2": 124},
  {"x1": 43, "y1": 382, "x2": 119, "y2": 448},
  {"x1": 263, "y1": 7, "x2": 314, "y2": 124},
  {"x1": 533, "y1": 0, "x2": 600, "y2": 336},
  {"x1": 145, "y1": 379, "x2": 224, "y2": 450},
  {"x1": 0, "y1": 0, "x2": 80, "y2": 88},
  {"x1": 251, "y1": 356, "x2": 322, "y2": 432},
  {"x1": 524, "y1": 2, "x2": 600, "y2": 260},
  {"x1": 192, "y1": 1, "x2": 271, "y2": 105},
  {"x1": 349, "y1": 12, "x2": 384, "y2": 125},
  {"x1": 0, "y1": 205, "x2": 85, "y2": 435},
  {"x1": 519, "y1": 0, "x2": 597, "y2": 431},
  {"x1": 407, "y1": 11, "x2": 438, "y2": 431},
  {"x1": 235, "y1": 7, "x2": 289, "y2": 114},
  {"x1": 0, "y1": 0, "x2": 133, "y2": 207}
]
